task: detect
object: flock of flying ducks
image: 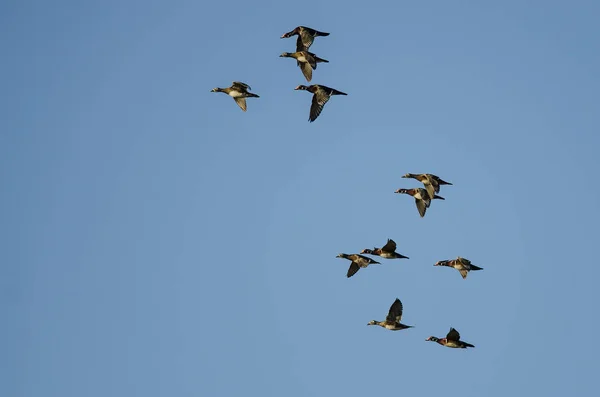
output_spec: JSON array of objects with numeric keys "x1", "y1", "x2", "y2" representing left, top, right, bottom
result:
[
  {"x1": 210, "y1": 26, "x2": 346, "y2": 122},
  {"x1": 211, "y1": 26, "x2": 484, "y2": 349},
  {"x1": 336, "y1": 170, "x2": 482, "y2": 349}
]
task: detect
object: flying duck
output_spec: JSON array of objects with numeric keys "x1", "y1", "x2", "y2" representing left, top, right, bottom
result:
[
  {"x1": 361, "y1": 239, "x2": 409, "y2": 259},
  {"x1": 434, "y1": 257, "x2": 483, "y2": 279},
  {"x1": 210, "y1": 81, "x2": 259, "y2": 112},
  {"x1": 335, "y1": 253, "x2": 379, "y2": 278},
  {"x1": 280, "y1": 26, "x2": 330, "y2": 52},
  {"x1": 367, "y1": 298, "x2": 413, "y2": 331},
  {"x1": 426, "y1": 328, "x2": 475, "y2": 349},
  {"x1": 394, "y1": 188, "x2": 445, "y2": 217},
  {"x1": 402, "y1": 173, "x2": 452, "y2": 199},
  {"x1": 295, "y1": 84, "x2": 347, "y2": 122},
  {"x1": 280, "y1": 51, "x2": 329, "y2": 82}
]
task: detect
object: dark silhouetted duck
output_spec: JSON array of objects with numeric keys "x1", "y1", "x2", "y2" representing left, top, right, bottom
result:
[
  {"x1": 210, "y1": 82, "x2": 259, "y2": 112},
  {"x1": 335, "y1": 253, "x2": 379, "y2": 278},
  {"x1": 367, "y1": 298, "x2": 413, "y2": 331},
  {"x1": 435, "y1": 257, "x2": 483, "y2": 279},
  {"x1": 295, "y1": 85, "x2": 347, "y2": 122},
  {"x1": 361, "y1": 239, "x2": 409, "y2": 259},
  {"x1": 402, "y1": 173, "x2": 453, "y2": 199},
  {"x1": 281, "y1": 26, "x2": 330, "y2": 52},
  {"x1": 280, "y1": 51, "x2": 329, "y2": 82},
  {"x1": 394, "y1": 188, "x2": 445, "y2": 217},
  {"x1": 426, "y1": 328, "x2": 475, "y2": 349}
]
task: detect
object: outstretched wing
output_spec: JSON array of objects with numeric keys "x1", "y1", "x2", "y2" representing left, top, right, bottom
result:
[
  {"x1": 234, "y1": 97, "x2": 247, "y2": 112},
  {"x1": 309, "y1": 91, "x2": 330, "y2": 122},
  {"x1": 298, "y1": 61, "x2": 313, "y2": 82},
  {"x1": 382, "y1": 239, "x2": 396, "y2": 253},
  {"x1": 347, "y1": 262, "x2": 360, "y2": 278},
  {"x1": 299, "y1": 32, "x2": 315, "y2": 50},
  {"x1": 423, "y1": 178, "x2": 436, "y2": 199},
  {"x1": 295, "y1": 36, "x2": 308, "y2": 52},
  {"x1": 447, "y1": 327, "x2": 460, "y2": 341},
  {"x1": 385, "y1": 298, "x2": 403, "y2": 323},
  {"x1": 231, "y1": 81, "x2": 250, "y2": 91},
  {"x1": 415, "y1": 198, "x2": 427, "y2": 217}
]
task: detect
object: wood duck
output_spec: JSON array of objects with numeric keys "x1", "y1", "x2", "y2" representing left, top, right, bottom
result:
[
  {"x1": 295, "y1": 84, "x2": 347, "y2": 122},
  {"x1": 279, "y1": 51, "x2": 329, "y2": 82},
  {"x1": 335, "y1": 253, "x2": 379, "y2": 278},
  {"x1": 426, "y1": 328, "x2": 475, "y2": 348},
  {"x1": 361, "y1": 239, "x2": 409, "y2": 259},
  {"x1": 435, "y1": 257, "x2": 483, "y2": 279},
  {"x1": 210, "y1": 81, "x2": 259, "y2": 112},
  {"x1": 280, "y1": 26, "x2": 330, "y2": 52},
  {"x1": 402, "y1": 173, "x2": 452, "y2": 200},
  {"x1": 367, "y1": 298, "x2": 413, "y2": 331},
  {"x1": 394, "y1": 188, "x2": 445, "y2": 217}
]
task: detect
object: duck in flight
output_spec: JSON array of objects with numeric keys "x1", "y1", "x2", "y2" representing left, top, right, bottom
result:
[
  {"x1": 210, "y1": 81, "x2": 259, "y2": 112},
  {"x1": 281, "y1": 26, "x2": 330, "y2": 52},
  {"x1": 295, "y1": 84, "x2": 347, "y2": 122}
]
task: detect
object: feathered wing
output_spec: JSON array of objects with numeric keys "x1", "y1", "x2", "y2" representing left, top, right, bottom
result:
[
  {"x1": 381, "y1": 239, "x2": 397, "y2": 253},
  {"x1": 446, "y1": 328, "x2": 460, "y2": 341},
  {"x1": 423, "y1": 179, "x2": 436, "y2": 199},
  {"x1": 299, "y1": 32, "x2": 315, "y2": 51},
  {"x1": 231, "y1": 81, "x2": 250, "y2": 91},
  {"x1": 234, "y1": 97, "x2": 247, "y2": 112},
  {"x1": 385, "y1": 298, "x2": 403, "y2": 323},
  {"x1": 295, "y1": 36, "x2": 309, "y2": 52},
  {"x1": 309, "y1": 92, "x2": 330, "y2": 122},
  {"x1": 415, "y1": 198, "x2": 428, "y2": 217},
  {"x1": 347, "y1": 261, "x2": 360, "y2": 278},
  {"x1": 298, "y1": 61, "x2": 313, "y2": 82}
]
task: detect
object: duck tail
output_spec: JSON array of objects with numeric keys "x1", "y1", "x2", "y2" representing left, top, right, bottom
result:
[
  {"x1": 433, "y1": 195, "x2": 445, "y2": 200},
  {"x1": 464, "y1": 342, "x2": 475, "y2": 348},
  {"x1": 470, "y1": 264, "x2": 483, "y2": 271},
  {"x1": 315, "y1": 30, "x2": 330, "y2": 37},
  {"x1": 247, "y1": 93, "x2": 260, "y2": 98},
  {"x1": 315, "y1": 56, "x2": 329, "y2": 63}
]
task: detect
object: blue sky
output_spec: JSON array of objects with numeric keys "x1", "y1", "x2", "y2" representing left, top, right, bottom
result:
[{"x1": 3, "y1": 0, "x2": 600, "y2": 396}]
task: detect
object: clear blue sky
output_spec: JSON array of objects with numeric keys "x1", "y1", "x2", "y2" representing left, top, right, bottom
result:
[{"x1": 3, "y1": 1, "x2": 599, "y2": 396}]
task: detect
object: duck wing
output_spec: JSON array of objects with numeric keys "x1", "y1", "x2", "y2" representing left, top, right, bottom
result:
[
  {"x1": 381, "y1": 239, "x2": 397, "y2": 253},
  {"x1": 385, "y1": 298, "x2": 403, "y2": 323},
  {"x1": 234, "y1": 97, "x2": 247, "y2": 112}
]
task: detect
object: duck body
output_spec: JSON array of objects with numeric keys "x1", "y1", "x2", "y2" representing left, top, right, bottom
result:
[
  {"x1": 335, "y1": 253, "x2": 379, "y2": 278},
  {"x1": 281, "y1": 26, "x2": 330, "y2": 51},
  {"x1": 368, "y1": 298, "x2": 413, "y2": 331},
  {"x1": 394, "y1": 188, "x2": 445, "y2": 217},
  {"x1": 435, "y1": 257, "x2": 483, "y2": 279},
  {"x1": 210, "y1": 81, "x2": 259, "y2": 112},
  {"x1": 361, "y1": 239, "x2": 409, "y2": 259},
  {"x1": 280, "y1": 51, "x2": 329, "y2": 82},
  {"x1": 402, "y1": 173, "x2": 452, "y2": 199},
  {"x1": 295, "y1": 84, "x2": 347, "y2": 122},
  {"x1": 426, "y1": 328, "x2": 474, "y2": 348}
]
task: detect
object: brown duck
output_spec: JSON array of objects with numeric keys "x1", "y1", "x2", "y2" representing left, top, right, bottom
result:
[
  {"x1": 361, "y1": 239, "x2": 408, "y2": 259},
  {"x1": 335, "y1": 253, "x2": 379, "y2": 278},
  {"x1": 426, "y1": 328, "x2": 474, "y2": 349},
  {"x1": 279, "y1": 51, "x2": 329, "y2": 82},
  {"x1": 295, "y1": 84, "x2": 347, "y2": 122},
  {"x1": 394, "y1": 188, "x2": 445, "y2": 217},
  {"x1": 210, "y1": 81, "x2": 259, "y2": 112},
  {"x1": 281, "y1": 26, "x2": 330, "y2": 52},
  {"x1": 367, "y1": 298, "x2": 413, "y2": 331},
  {"x1": 435, "y1": 257, "x2": 483, "y2": 279},
  {"x1": 402, "y1": 173, "x2": 452, "y2": 199}
]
